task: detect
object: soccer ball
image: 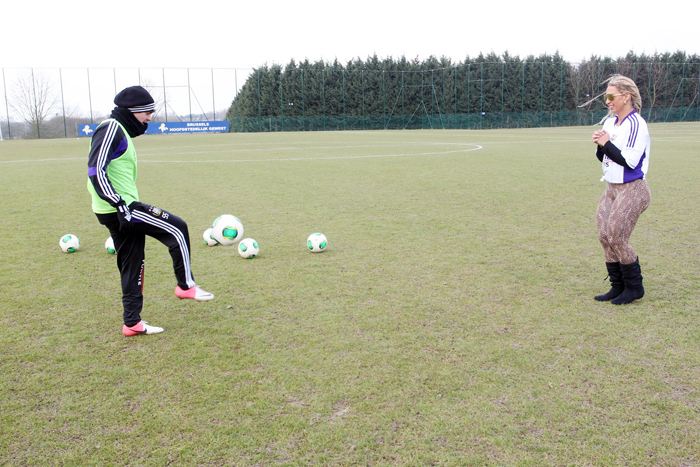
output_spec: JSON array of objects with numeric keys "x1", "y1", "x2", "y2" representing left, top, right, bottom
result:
[
  {"x1": 211, "y1": 214, "x2": 244, "y2": 246},
  {"x1": 105, "y1": 236, "x2": 116, "y2": 254},
  {"x1": 59, "y1": 234, "x2": 80, "y2": 253},
  {"x1": 237, "y1": 238, "x2": 259, "y2": 259},
  {"x1": 202, "y1": 227, "x2": 218, "y2": 246},
  {"x1": 307, "y1": 233, "x2": 328, "y2": 253}
]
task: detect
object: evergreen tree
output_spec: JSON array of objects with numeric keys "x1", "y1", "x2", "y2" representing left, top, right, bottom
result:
[{"x1": 227, "y1": 52, "x2": 700, "y2": 131}]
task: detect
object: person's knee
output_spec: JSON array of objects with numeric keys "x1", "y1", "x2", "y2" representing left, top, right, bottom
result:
[{"x1": 606, "y1": 235, "x2": 628, "y2": 254}]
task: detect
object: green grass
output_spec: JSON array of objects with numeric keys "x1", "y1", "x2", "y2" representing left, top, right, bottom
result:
[{"x1": 1, "y1": 124, "x2": 699, "y2": 465}]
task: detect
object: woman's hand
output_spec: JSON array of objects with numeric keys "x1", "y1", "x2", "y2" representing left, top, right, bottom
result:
[{"x1": 592, "y1": 130, "x2": 610, "y2": 146}]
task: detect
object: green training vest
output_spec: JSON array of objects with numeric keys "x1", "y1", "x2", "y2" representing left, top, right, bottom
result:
[{"x1": 87, "y1": 119, "x2": 140, "y2": 214}]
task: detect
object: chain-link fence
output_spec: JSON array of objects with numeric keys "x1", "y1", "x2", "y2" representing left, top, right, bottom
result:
[
  {"x1": 0, "y1": 67, "x2": 251, "y2": 139},
  {"x1": 2, "y1": 60, "x2": 699, "y2": 139},
  {"x1": 228, "y1": 60, "x2": 700, "y2": 132}
]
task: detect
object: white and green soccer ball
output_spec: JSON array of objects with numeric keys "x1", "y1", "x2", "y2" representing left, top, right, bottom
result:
[
  {"x1": 59, "y1": 234, "x2": 80, "y2": 253},
  {"x1": 211, "y1": 214, "x2": 244, "y2": 246},
  {"x1": 307, "y1": 233, "x2": 328, "y2": 253},
  {"x1": 202, "y1": 227, "x2": 219, "y2": 246},
  {"x1": 105, "y1": 236, "x2": 116, "y2": 254},
  {"x1": 237, "y1": 238, "x2": 259, "y2": 259}
]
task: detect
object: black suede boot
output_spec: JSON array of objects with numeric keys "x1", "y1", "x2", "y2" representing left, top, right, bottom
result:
[
  {"x1": 611, "y1": 258, "x2": 644, "y2": 305},
  {"x1": 594, "y1": 262, "x2": 624, "y2": 301}
]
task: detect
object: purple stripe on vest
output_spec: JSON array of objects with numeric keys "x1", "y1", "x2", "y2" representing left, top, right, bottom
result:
[{"x1": 113, "y1": 138, "x2": 128, "y2": 158}]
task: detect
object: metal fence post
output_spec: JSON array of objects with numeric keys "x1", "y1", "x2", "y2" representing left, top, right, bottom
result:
[
  {"x1": 2, "y1": 68, "x2": 10, "y2": 139},
  {"x1": 188, "y1": 68, "x2": 192, "y2": 121},
  {"x1": 211, "y1": 68, "x2": 215, "y2": 120},
  {"x1": 162, "y1": 68, "x2": 169, "y2": 123},
  {"x1": 59, "y1": 68, "x2": 67, "y2": 138}
]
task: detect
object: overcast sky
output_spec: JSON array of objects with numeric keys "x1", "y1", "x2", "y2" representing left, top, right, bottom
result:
[{"x1": 3, "y1": 0, "x2": 699, "y2": 70}]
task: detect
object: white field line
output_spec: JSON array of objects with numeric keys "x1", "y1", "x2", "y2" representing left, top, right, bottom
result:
[
  {"x1": 0, "y1": 142, "x2": 483, "y2": 164},
  {"x1": 140, "y1": 144, "x2": 484, "y2": 163},
  {"x1": 0, "y1": 157, "x2": 87, "y2": 163},
  {"x1": 4, "y1": 135, "x2": 698, "y2": 164}
]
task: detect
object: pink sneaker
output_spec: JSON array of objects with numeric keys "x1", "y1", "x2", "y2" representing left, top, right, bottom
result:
[
  {"x1": 122, "y1": 320, "x2": 164, "y2": 336},
  {"x1": 174, "y1": 285, "x2": 214, "y2": 301}
]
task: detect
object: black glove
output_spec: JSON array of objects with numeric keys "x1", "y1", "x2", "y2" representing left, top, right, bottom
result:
[{"x1": 116, "y1": 201, "x2": 133, "y2": 232}]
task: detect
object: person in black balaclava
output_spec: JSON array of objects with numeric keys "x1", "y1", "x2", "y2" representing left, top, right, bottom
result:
[{"x1": 87, "y1": 85, "x2": 214, "y2": 336}]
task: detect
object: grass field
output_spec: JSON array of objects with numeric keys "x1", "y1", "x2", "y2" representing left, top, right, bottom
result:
[{"x1": 1, "y1": 124, "x2": 699, "y2": 465}]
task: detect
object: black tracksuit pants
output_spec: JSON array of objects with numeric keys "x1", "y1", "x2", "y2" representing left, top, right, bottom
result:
[{"x1": 97, "y1": 202, "x2": 196, "y2": 326}]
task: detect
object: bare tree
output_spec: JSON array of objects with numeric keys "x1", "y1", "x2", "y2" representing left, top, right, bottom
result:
[
  {"x1": 645, "y1": 62, "x2": 668, "y2": 121},
  {"x1": 10, "y1": 69, "x2": 59, "y2": 138},
  {"x1": 571, "y1": 58, "x2": 604, "y2": 125}
]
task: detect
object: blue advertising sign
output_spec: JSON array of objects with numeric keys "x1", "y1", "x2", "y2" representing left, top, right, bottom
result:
[{"x1": 78, "y1": 121, "x2": 229, "y2": 137}]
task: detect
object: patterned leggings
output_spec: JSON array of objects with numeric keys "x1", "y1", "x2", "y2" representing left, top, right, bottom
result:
[{"x1": 596, "y1": 179, "x2": 651, "y2": 264}]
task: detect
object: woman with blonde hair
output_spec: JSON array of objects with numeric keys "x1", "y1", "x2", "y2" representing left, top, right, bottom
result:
[{"x1": 591, "y1": 75, "x2": 651, "y2": 304}]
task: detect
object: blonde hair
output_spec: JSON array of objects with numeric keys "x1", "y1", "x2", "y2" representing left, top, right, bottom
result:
[
  {"x1": 578, "y1": 74, "x2": 642, "y2": 123},
  {"x1": 608, "y1": 74, "x2": 642, "y2": 113}
]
